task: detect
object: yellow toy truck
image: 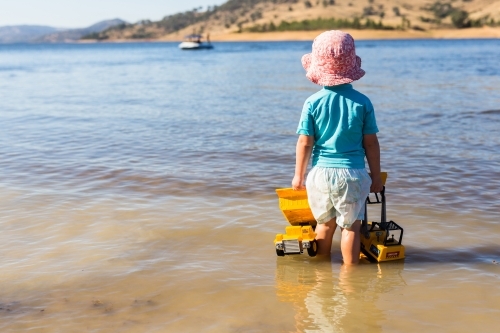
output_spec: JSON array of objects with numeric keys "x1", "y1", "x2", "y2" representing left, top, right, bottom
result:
[
  {"x1": 360, "y1": 186, "x2": 405, "y2": 262},
  {"x1": 274, "y1": 188, "x2": 318, "y2": 257},
  {"x1": 274, "y1": 172, "x2": 405, "y2": 262}
]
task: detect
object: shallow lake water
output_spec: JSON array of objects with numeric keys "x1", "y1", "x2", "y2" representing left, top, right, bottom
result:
[{"x1": 0, "y1": 39, "x2": 499, "y2": 332}]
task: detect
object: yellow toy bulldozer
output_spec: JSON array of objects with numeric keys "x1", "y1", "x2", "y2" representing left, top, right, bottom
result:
[{"x1": 274, "y1": 172, "x2": 405, "y2": 262}]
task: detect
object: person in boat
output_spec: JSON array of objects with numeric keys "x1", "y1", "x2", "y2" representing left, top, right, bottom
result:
[{"x1": 292, "y1": 30, "x2": 383, "y2": 264}]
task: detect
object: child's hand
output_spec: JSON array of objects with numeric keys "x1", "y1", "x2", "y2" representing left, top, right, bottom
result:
[
  {"x1": 292, "y1": 175, "x2": 306, "y2": 190},
  {"x1": 370, "y1": 175, "x2": 383, "y2": 193}
]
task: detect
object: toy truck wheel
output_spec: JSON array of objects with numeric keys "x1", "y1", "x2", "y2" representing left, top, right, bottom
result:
[
  {"x1": 307, "y1": 240, "x2": 318, "y2": 257},
  {"x1": 276, "y1": 248, "x2": 285, "y2": 257}
]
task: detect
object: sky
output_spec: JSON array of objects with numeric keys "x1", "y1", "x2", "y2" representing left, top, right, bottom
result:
[{"x1": 0, "y1": 0, "x2": 227, "y2": 28}]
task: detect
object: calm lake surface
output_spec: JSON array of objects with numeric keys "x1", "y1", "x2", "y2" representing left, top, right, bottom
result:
[{"x1": 0, "y1": 39, "x2": 499, "y2": 332}]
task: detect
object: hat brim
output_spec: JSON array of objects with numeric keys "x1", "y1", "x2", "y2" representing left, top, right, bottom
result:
[{"x1": 302, "y1": 53, "x2": 365, "y2": 86}]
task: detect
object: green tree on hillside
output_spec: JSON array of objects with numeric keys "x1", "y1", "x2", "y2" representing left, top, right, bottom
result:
[
  {"x1": 451, "y1": 10, "x2": 469, "y2": 28},
  {"x1": 246, "y1": 16, "x2": 393, "y2": 32}
]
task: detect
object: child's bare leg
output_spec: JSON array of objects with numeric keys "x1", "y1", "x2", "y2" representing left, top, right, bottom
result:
[
  {"x1": 340, "y1": 220, "x2": 361, "y2": 265},
  {"x1": 315, "y1": 218, "x2": 337, "y2": 255}
]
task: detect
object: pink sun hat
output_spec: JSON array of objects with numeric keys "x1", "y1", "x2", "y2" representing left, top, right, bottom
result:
[{"x1": 302, "y1": 30, "x2": 365, "y2": 86}]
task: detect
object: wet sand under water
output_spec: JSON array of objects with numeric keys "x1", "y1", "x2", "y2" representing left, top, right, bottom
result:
[{"x1": 0, "y1": 189, "x2": 499, "y2": 332}]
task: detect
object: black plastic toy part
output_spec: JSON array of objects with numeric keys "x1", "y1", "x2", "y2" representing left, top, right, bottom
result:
[{"x1": 307, "y1": 240, "x2": 318, "y2": 257}]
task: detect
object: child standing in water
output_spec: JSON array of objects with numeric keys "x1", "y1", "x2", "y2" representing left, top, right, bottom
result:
[{"x1": 292, "y1": 30, "x2": 383, "y2": 264}]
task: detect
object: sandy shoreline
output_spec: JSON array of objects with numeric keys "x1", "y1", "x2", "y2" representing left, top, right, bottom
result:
[
  {"x1": 206, "y1": 27, "x2": 500, "y2": 42},
  {"x1": 76, "y1": 27, "x2": 500, "y2": 44}
]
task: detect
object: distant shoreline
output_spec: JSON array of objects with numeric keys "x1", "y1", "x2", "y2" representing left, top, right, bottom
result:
[
  {"x1": 76, "y1": 27, "x2": 500, "y2": 43},
  {"x1": 207, "y1": 27, "x2": 500, "y2": 42}
]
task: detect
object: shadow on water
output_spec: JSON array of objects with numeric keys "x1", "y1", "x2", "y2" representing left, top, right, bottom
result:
[
  {"x1": 404, "y1": 245, "x2": 500, "y2": 264},
  {"x1": 458, "y1": 109, "x2": 500, "y2": 118},
  {"x1": 481, "y1": 109, "x2": 500, "y2": 115}
]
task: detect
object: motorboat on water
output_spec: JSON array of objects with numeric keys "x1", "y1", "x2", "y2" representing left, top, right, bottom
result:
[{"x1": 178, "y1": 34, "x2": 213, "y2": 50}]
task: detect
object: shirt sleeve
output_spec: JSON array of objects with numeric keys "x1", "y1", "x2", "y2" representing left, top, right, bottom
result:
[
  {"x1": 296, "y1": 101, "x2": 315, "y2": 136},
  {"x1": 362, "y1": 99, "x2": 379, "y2": 135}
]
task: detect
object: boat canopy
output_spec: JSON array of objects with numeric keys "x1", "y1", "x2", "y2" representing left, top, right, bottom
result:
[{"x1": 184, "y1": 34, "x2": 203, "y2": 39}]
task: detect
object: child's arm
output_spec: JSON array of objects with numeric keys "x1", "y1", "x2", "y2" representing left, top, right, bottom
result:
[
  {"x1": 292, "y1": 135, "x2": 314, "y2": 190},
  {"x1": 363, "y1": 134, "x2": 383, "y2": 193}
]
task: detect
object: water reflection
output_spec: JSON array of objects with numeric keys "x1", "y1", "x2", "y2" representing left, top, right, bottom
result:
[{"x1": 275, "y1": 259, "x2": 406, "y2": 332}]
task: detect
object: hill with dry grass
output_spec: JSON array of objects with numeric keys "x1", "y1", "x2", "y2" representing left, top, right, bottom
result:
[{"x1": 83, "y1": 0, "x2": 500, "y2": 41}]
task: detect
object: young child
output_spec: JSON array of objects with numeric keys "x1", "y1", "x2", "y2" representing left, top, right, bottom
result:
[{"x1": 292, "y1": 30, "x2": 383, "y2": 264}]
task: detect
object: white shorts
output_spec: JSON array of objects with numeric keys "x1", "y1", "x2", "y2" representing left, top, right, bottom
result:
[{"x1": 306, "y1": 167, "x2": 372, "y2": 228}]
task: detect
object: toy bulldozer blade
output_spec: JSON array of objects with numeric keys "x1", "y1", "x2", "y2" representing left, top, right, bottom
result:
[{"x1": 274, "y1": 172, "x2": 405, "y2": 262}]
